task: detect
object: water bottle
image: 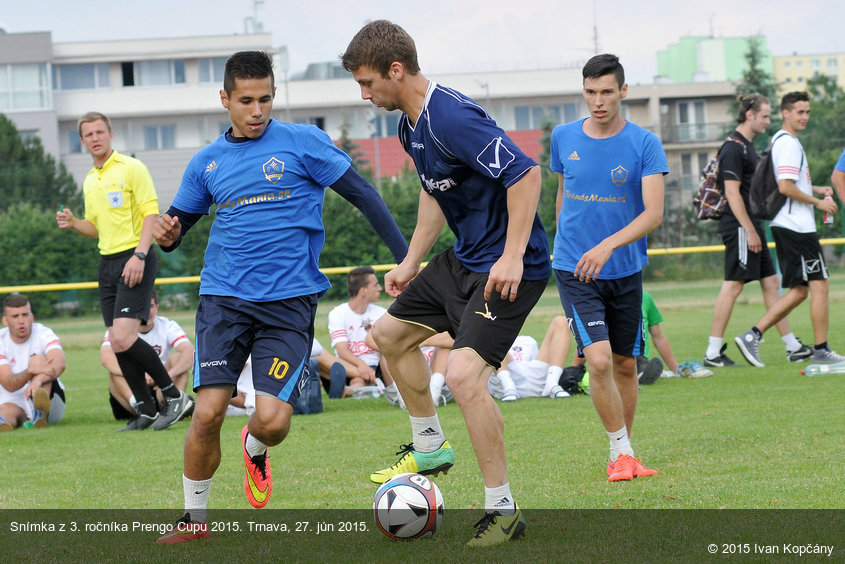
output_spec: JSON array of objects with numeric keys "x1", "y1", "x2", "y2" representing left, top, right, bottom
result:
[
  {"x1": 352, "y1": 385, "x2": 381, "y2": 399},
  {"x1": 802, "y1": 361, "x2": 845, "y2": 376},
  {"x1": 22, "y1": 421, "x2": 34, "y2": 429},
  {"x1": 823, "y1": 195, "x2": 834, "y2": 224}
]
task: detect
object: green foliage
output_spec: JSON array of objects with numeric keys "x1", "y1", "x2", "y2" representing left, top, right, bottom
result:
[
  {"x1": 0, "y1": 113, "x2": 82, "y2": 212},
  {"x1": 536, "y1": 120, "x2": 558, "y2": 247},
  {"x1": 730, "y1": 36, "x2": 779, "y2": 147},
  {"x1": 338, "y1": 120, "x2": 373, "y2": 180},
  {"x1": 0, "y1": 203, "x2": 100, "y2": 316}
]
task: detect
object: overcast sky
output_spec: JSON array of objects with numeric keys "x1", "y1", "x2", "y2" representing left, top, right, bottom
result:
[{"x1": 2, "y1": 0, "x2": 842, "y2": 84}]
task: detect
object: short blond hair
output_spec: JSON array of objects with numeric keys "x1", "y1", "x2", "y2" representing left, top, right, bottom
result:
[{"x1": 77, "y1": 111, "x2": 112, "y2": 137}]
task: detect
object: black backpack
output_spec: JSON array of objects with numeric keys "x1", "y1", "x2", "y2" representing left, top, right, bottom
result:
[
  {"x1": 692, "y1": 134, "x2": 746, "y2": 220},
  {"x1": 559, "y1": 365, "x2": 586, "y2": 396},
  {"x1": 749, "y1": 131, "x2": 798, "y2": 220}
]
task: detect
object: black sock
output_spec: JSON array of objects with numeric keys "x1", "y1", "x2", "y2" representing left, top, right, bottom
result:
[
  {"x1": 124, "y1": 339, "x2": 180, "y2": 398},
  {"x1": 815, "y1": 342, "x2": 828, "y2": 350},
  {"x1": 751, "y1": 327, "x2": 763, "y2": 339},
  {"x1": 114, "y1": 349, "x2": 158, "y2": 417}
]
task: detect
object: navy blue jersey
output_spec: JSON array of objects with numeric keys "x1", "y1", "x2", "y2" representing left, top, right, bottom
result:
[
  {"x1": 398, "y1": 82, "x2": 551, "y2": 280},
  {"x1": 173, "y1": 120, "x2": 351, "y2": 301}
]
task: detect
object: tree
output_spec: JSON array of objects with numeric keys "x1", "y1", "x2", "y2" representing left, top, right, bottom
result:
[
  {"x1": 337, "y1": 120, "x2": 373, "y2": 180},
  {"x1": 0, "y1": 114, "x2": 82, "y2": 212},
  {"x1": 536, "y1": 119, "x2": 558, "y2": 248},
  {"x1": 732, "y1": 36, "x2": 778, "y2": 146}
]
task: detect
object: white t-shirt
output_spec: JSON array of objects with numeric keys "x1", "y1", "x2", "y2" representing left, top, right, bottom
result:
[
  {"x1": 771, "y1": 131, "x2": 816, "y2": 233},
  {"x1": 327, "y1": 302, "x2": 386, "y2": 367},
  {"x1": 102, "y1": 315, "x2": 189, "y2": 364},
  {"x1": 0, "y1": 323, "x2": 64, "y2": 418}
]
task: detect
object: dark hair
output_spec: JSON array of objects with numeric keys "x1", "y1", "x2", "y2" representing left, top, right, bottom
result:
[
  {"x1": 3, "y1": 293, "x2": 29, "y2": 312},
  {"x1": 340, "y1": 19, "x2": 420, "y2": 77},
  {"x1": 223, "y1": 51, "x2": 275, "y2": 94},
  {"x1": 736, "y1": 93, "x2": 769, "y2": 123},
  {"x1": 347, "y1": 266, "x2": 376, "y2": 298},
  {"x1": 582, "y1": 54, "x2": 625, "y2": 88},
  {"x1": 781, "y1": 91, "x2": 810, "y2": 111}
]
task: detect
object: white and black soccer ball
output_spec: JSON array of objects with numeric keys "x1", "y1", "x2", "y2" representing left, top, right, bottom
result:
[{"x1": 373, "y1": 472, "x2": 444, "y2": 540}]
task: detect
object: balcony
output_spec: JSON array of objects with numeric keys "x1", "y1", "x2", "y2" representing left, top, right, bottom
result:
[{"x1": 661, "y1": 121, "x2": 733, "y2": 144}]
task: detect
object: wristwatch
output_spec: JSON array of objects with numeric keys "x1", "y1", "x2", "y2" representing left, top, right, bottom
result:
[{"x1": 134, "y1": 251, "x2": 147, "y2": 261}]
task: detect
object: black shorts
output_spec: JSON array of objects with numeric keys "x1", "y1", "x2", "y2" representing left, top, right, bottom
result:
[
  {"x1": 722, "y1": 225, "x2": 776, "y2": 282},
  {"x1": 193, "y1": 294, "x2": 318, "y2": 406},
  {"x1": 555, "y1": 270, "x2": 644, "y2": 357},
  {"x1": 97, "y1": 248, "x2": 157, "y2": 327},
  {"x1": 771, "y1": 227, "x2": 828, "y2": 288},
  {"x1": 386, "y1": 248, "x2": 547, "y2": 370}
]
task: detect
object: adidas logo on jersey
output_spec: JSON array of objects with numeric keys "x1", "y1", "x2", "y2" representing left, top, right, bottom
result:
[
  {"x1": 205, "y1": 160, "x2": 218, "y2": 173},
  {"x1": 568, "y1": 151, "x2": 580, "y2": 161}
]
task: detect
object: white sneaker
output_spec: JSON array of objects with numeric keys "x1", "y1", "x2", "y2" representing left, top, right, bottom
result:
[
  {"x1": 500, "y1": 390, "x2": 519, "y2": 402},
  {"x1": 549, "y1": 385, "x2": 570, "y2": 398}
]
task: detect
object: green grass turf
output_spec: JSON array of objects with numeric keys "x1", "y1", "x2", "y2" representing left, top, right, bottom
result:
[{"x1": 1, "y1": 276, "x2": 844, "y2": 560}]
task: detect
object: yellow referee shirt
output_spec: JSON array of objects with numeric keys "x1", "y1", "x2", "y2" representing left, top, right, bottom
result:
[{"x1": 83, "y1": 150, "x2": 160, "y2": 255}]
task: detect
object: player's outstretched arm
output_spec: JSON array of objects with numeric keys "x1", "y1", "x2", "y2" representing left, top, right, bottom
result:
[
  {"x1": 330, "y1": 166, "x2": 408, "y2": 263},
  {"x1": 385, "y1": 190, "x2": 445, "y2": 297}
]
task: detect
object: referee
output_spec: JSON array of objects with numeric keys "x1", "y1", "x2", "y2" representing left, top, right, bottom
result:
[{"x1": 56, "y1": 111, "x2": 191, "y2": 431}]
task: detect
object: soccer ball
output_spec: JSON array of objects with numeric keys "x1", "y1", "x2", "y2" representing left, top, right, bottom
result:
[{"x1": 373, "y1": 472, "x2": 444, "y2": 540}]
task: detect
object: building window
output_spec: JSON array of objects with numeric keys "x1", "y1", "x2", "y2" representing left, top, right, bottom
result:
[
  {"x1": 785, "y1": 77, "x2": 792, "y2": 84},
  {"x1": 514, "y1": 104, "x2": 573, "y2": 129},
  {"x1": 366, "y1": 113, "x2": 397, "y2": 137},
  {"x1": 829, "y1": 58, "x2": 838, "y2": 68},
  {"x1": 796, "y1": 60, "x2": 804, "y2": 68},
  {"x1": 811, "y1": 59, "x2": 820, "y2": 71},
  {"x1": 143, "y1": 125, "x2": 175, "y2": 149},
  {"x1": 0, "y1": 63, "x2": 50, "y2": 111},
  {"x1": 784, "y1": 61, "x2": 791, "y2": 68},
  {"x1": 67, "y1": 130, "x2": 82, "y2": 153},
  {"x1": 52, "y1": 63, "x2": 110, "y2": 90},
  {"x1": 676, "y1": 100, "x2": 707, "y2": 141},
  {"x1": 122, "y1": 60, "x2": 186, "y2": 87},
  {"x1": 199, "y1": 57, "x2": 227, "y2": 83}
]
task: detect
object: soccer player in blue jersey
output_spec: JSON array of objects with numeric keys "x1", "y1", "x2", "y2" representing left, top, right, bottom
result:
[
  {"x1": 551, "y1": 54, "x2": 666, "y2": 482},
  {"x1": 342, "y1": 20, "x2": 551, "y2": 547},
  {"x1": 153, "y1": 51, "x2": 407, "y2": 544}
]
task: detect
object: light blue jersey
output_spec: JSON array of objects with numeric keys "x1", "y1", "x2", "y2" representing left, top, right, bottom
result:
[
  {"x1": 550, "y1": 119, "x2": 668, "y2": 279},
  {"x1": 173, "y1": 120, "x2": 351, "y2": 301}
]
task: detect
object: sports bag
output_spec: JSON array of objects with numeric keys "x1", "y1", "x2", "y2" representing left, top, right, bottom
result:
[
  {"x1": 692, "y1": 134, "x2": 746, "y2": 220},
  {"x1": 749, "y1": 131, "x2": 798, "y2": 220}
]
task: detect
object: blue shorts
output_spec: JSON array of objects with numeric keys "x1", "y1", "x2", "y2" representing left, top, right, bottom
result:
[
  {"x1": 193, "y1": 294, "x2": 318, "y2": 404},
  {"x1": 554, "y1": 270, "x2": 644, "y2": 357}
]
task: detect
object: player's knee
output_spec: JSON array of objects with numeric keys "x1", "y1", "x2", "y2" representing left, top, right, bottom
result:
[{"x1": 191, "y1": 401, "x2": 226, "y2": 433}]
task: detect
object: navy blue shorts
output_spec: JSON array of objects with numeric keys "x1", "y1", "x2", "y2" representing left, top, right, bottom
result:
[
  {"x1": 554, "y1": 270, "x2": 644, "y2": 357},
  {"x1": 193, "y1": 294, "x2": 318, "y2": 405}
]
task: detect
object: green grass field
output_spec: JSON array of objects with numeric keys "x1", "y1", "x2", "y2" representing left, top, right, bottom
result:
[{"x1": 2, "y1": 276, "x2": 844, "y2": 561}]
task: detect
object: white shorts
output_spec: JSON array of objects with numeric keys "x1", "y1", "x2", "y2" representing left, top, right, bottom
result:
[{"x1": 488, "y1": 359, "x2": 549, "y2": 398}]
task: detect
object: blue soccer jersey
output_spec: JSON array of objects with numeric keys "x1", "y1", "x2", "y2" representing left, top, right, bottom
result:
[
  {"x1": 173, "y1": 120, "x2": 351, "y2": 301},
  {"x1": 399, "y1": 82, "x2": 551, "y2": 280},
  {"x1": 550, "y1": 119, "x2": 668, "y2": 279}
]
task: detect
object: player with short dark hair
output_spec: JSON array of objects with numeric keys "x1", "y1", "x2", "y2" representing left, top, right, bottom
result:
[
  {"x1": 342, "y1": 20, "x2": 551, "y2": 547},
  {"x1": 154, "y1": 50, "x2": 407, "y2": 544},
  {"x1": 551, "y1": 53, "x2": 666, "y2": 482}
]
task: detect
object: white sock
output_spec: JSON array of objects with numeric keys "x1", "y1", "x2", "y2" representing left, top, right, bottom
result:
[
  {"x1": 485, "y1": 482, "x2": 515, "y2": 515},
  {"x1": 543, "y1": 366, "x2": 564, "y2": 396},
  {"x1": 498, "y1": 370, "x2": 517, "y2": 396},
  {"x1": 706, "y1": 337, "x2": 723, "y2": 360},
  {"x1": 409, "y1": 414, "x2": 445, "y2": 452},
  {"x1": 429, "y1": 372, "x2": 445, "y2": 402},
  {"x1": 782, "y1": 333, "x2": 801, "y2": 352},
  {"x1": 183, "y1": 475, "x2": 212, "y2": 523},
  {"x1": 245, "y1": 432, "x2": 268, "y2": 458},
  {"x1": 607, "y1": 426, "x2": 634, "y2": 461}
]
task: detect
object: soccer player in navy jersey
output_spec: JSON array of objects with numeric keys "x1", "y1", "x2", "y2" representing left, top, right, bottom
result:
[
  {"x1": 342, "y1": 20, "x2": 551, "y2": 547},
  {"x1": 153, "y1": 51, "x2": 407, "y2": 544},
  {"x1": 550, "y1": 54, "x2": 665, "y2": 483}
]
